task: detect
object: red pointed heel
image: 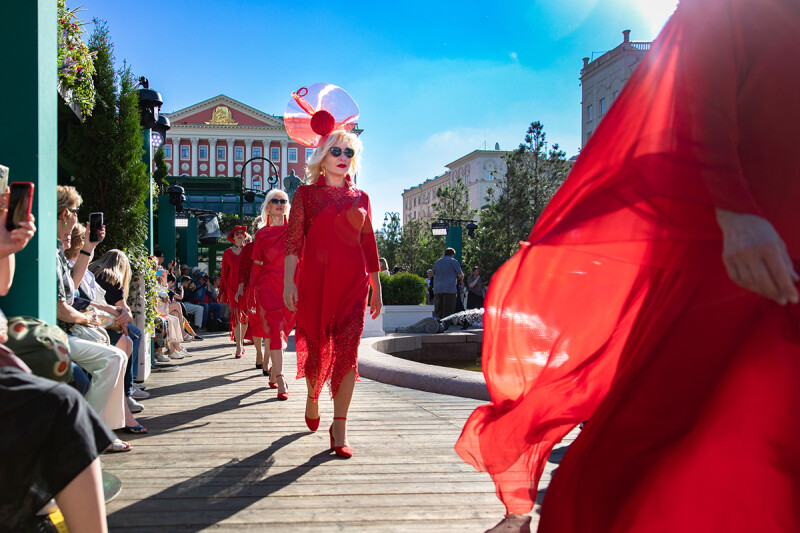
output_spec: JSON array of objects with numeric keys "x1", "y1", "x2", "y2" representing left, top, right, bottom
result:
[
  {"x1": 305, "y1": 396, "x2": 320, "y2": 431},
  {"x1": 329, "y1": 417, "x2": 353, "y2": 458},
  {"x1": 276, "y1": 374, "x2": 289, "y2": 401}
]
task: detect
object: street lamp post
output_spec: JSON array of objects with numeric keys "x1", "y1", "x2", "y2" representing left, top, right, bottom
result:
[
  {"x1": 430, "y1": 218, "x2": 478, "y2": 265},
  {"x1": 238, "y1": 156, "x2": 280, "y2": 223}
]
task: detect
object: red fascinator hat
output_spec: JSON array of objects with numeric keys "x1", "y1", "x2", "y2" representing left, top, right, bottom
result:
[
  {"x1": 284, "y1": 83, "x2": 359, "y2": 148},
  {"x1": 227, "y1": 225, "x2": 248, "y2": 243}
]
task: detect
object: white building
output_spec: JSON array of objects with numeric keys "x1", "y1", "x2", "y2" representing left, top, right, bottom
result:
[
  {"x1": 580, "y1": 30, "x2": 651, "y2": 148},
  {"x1": 402, "y1": 146, "x2": 507, "y2": 225}
]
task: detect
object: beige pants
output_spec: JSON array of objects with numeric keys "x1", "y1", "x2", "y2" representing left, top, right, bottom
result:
[{"x1": 68, "y1": 335, "x2": 127, "y2": 429}]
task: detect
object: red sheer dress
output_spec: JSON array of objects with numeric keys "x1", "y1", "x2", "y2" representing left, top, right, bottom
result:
[
  {"x1": 286, "y1": 179, "x2": 380, "y2": 399},
  {"x1": 455, "y1": 0, "x2": 800, "y2": 530},
  {"x1": 220, "y1": 246, "x2": 245, "y2": 331},
  {"x1": 246, "y1": 218, "x2": 295, "y2": 350}
]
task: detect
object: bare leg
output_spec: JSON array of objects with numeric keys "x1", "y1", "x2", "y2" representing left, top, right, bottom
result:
[
  {"x1": 55, "y1": 458, "x2": 108, "y2": 533},
  {"x1": 233, "y1": 322, "x2": 243, "y2": 354},
  {"x1": 123, "y1": 402, "x2": 138, "y2": 427},
  {"x1": 254, "y1": 337, "x2": 263, "y2": 366},
  {"x1": 331, "y1": 369, "x2": 356, "y2": 447},
  {"x1": 271, "y1": 349, "x2": 287, "y2": 394},
  {"x1": 305, "y1": 377, "x2": 319, "y2": 420},
  {"x1": 484, "y1": 514, "x2": 532, "y2": 533}
]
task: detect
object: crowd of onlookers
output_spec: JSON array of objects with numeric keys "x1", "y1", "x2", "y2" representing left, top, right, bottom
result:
[{"x1": 0, "y1": 184, "x2": 237, "y2": 531}]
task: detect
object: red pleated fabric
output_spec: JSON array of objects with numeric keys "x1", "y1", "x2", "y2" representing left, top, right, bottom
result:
[
  {"x1": 286, "y1": 181, "x2": 380, "y2": 399},
  {"x1": 454, "y1": 0, "x2": 800, "y2": 527},
  {"x1": 248, "y1": 224, "x2": 295, "y2": 350}
]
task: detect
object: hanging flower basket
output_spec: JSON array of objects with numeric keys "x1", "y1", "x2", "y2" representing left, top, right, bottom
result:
[{"x1": 57, "y1": 0, "x2": 96, "y2": 119}]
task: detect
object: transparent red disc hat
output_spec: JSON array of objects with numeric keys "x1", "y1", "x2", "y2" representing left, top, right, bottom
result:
[{"x1": 284, "y1": 83, "x2": 359, "y2": 148}]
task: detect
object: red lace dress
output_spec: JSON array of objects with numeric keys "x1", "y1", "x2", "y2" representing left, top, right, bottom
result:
[
  {"x1": 455, "y1": 0, "x2": 800, "y2": 529},
  {"x1": 286, "y1": 180, "x2": 380, "y2": 399},
  {"x1": 220, "y1": 246, "x2": 245, "y2": 331},
  {"x1": 247, "y1": 219, "x2": 295, "y2": 350}
]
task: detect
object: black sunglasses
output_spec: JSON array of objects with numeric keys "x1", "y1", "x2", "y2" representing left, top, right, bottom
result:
[
  {"x1": 270, "y1": 198, "x2": 288, "y2": 205},
  {"x1": 329, "y1": 146, "x2": 355, "y2": 158}
]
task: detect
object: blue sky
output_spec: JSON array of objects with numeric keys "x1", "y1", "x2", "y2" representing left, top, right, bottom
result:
[{"x1": 82, "y1": 0, "x2": 677, "y2": 223}]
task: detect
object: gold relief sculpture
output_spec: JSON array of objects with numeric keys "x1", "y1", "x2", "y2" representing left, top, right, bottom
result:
[{"x1": 205, "y1": 106, "x2": 238, "y2": 125}]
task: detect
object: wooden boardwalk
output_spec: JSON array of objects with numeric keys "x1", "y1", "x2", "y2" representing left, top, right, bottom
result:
[{"x1": 103, "y1": 331, "x2": 575, "y2": 532}]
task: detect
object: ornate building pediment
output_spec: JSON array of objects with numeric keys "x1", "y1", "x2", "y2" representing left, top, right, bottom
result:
[{"x1": 165, "y1": 94, "x2": 284, "y2": 129}]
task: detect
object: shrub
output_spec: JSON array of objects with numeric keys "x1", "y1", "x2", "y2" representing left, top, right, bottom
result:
[{"x1": 380, "y1": 272, "x2": 427, "y2": 305}]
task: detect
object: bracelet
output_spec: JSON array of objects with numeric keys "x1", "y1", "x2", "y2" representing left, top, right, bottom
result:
[{"x1": 79, "y1": 250, "x2": 92, "y2": 257}]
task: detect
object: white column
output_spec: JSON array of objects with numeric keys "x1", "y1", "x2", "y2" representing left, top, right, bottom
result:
[
  {"x1": 244, "y1": 139, "x2": 253, "y2": 188},
  {"x1": 190, "y1": 137, "x2": 199, "y2": 177},
  {"x1": 208, "y1": 138, "x2": 217, "y2": 178},
  {"x1": 227, "y1": 137, "x2": 236, "y2": 178},
  {"x1": 172, "y1": 137, "x2": 181, "y2": 175},
  {"x1": 280, "y1": 139, "x2": 288, "y2": 183}
]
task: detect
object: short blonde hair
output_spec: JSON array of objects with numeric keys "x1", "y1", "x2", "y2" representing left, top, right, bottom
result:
[
  {"x1": 304, "y1": 131, "x2": 363, "y2": 185},
  {"x1": 260, "y1": 189, "x2": 290, "y2": 223},
  {"x1": 57, "y1": 185, "x2": 82, "y2": 215}
]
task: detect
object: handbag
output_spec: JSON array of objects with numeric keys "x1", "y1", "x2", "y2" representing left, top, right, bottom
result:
[
  {"x1": 4, "y1": 316, "x2": 73, "y2": 382},
  {"x1": 90, "y1": 306, "x2": 121, "y2": 331},
  {"x1": 69, "y1": 322, "x2": 111, "y2": 346}
]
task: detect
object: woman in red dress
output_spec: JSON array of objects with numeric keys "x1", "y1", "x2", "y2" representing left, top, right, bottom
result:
[
  {"x1": 243, "y1": 190, "x2": 296, "y2": 401},
  {"x1": 284, "y1": 130, "x2": 382, "y2": 459},
  {"x1": 237, "y1": 217, "x2": 265, "y2": 370},
  {"x1": 219, "y1": 226, "x2": 248, "y2": 358},
  {"x1": 455, "y1": 0, "x2": 800, "y2": 531}
]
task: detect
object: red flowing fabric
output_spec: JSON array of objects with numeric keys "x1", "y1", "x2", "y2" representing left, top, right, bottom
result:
[
  {"x1": 454, "y1": 0, "x2": 800, "y2": 528},
  {"x1": 248, "y1": 223, "x2": 295, "y2": 350},
  {"x1": 286, "y1": 180, "x2": 380, "y2": 399},
  {"x1": 219, "y1": 246, "x2": 245, "y2": 330},
  {"x1": 238, "y1": 241, "x2": 263, "y2": 341}
]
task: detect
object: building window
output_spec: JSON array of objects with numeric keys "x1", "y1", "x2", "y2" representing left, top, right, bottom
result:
[
  {"x1": 599, "y1": 98, "x2": 607, "y2": 115},
  {"x1": 271, "y1": 147, "x2": 280, "y2": 161},
  {"x1": 164, "y1": 145, "x2": 172, "y2": 159},
  {"x1": 587, "y1": 104, "x2": 593, "y2": 122},
  {"x1": 306, "y1": 148, "x2": 314, "y2": 161},
  {"x1": 288, "y1": 148, "x2": 298, "y2": 162},
  {"x1": 613, "y1": 90, "x2": 619, "y2": 101},
  {"x1": 253, "y1": 146, "x2": 262, "y2": 158},
  {"x1": 235, "y1": 146, "x2": 244, "y2": 161},
  {"x1": 199, "y1": 146, "x2": 208, "y2": 160},
  {"x1": 217, "y1": 146, "x2": 226, "y2": 160},
  {"x1": 180, "y1": 146, "x2": 190, "y2": 160}
]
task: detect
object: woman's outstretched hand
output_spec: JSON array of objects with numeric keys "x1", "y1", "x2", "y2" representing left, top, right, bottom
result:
[{"x1": 716, "y1": 209, "x2": 799, "y2": 305}]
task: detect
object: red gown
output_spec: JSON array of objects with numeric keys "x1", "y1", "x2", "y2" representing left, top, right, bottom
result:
[
  {"x1": 220, "y1": 246, "x2": 245, "y2": 330},
  {"x1": 247, "y1": 219, "x2": 295, "y2": 350},
  {"x1": 286, "y1": 180, "x2": 380, "y2": 399},
  {"x1": 455, "y1": 0, "x2": 800, "y2": 529},
  {"x1": 237, "y1": 242, "x2": 261, "y2": 341}
]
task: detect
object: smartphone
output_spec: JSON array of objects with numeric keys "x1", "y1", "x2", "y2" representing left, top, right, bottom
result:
[
  {"x1": 89, "y1": 212, "x2": 103, "y2": 242},
  {"x1": 6, "y1": 182, "x2": 34, "y2": 231}
]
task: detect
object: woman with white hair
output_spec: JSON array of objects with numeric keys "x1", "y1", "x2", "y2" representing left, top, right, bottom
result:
[
  {"x1": 242, "y1": 189, "x2": 295, "y2": 400},
  {"x1": 284, "y1": 130, "x2": 382, "y2": 458}
]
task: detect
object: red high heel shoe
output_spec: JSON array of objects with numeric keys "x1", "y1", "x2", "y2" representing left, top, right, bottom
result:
[
  {"x1": 305, "y1": 396, "x2": 320, "y2": 432},
  {"x1": 267, "y1": 367, "x2": 278, "y2": 389},
  {"x1": 329, "y1": 417, "x2": 353, "y2": 458},
  {"x1": 276, "y1": 374, "x2": 289, "y2": 401}
]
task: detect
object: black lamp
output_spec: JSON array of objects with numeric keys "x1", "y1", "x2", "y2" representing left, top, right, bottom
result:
[
  {"x1": 151, "y1": 114, "x2": 170, "y2": 147},
  {"x1": 466, "y1": 221, "x2": 478, "y2": 237},
  {"x1": 431, "y1": 221, "x2": 448, "y2": 236},
  {"x1": 166, "y1": 185, "x2": 186, "y2": 213},
  {"x1": 137, "y1": 77, "x2": 163, "y2": 129}
]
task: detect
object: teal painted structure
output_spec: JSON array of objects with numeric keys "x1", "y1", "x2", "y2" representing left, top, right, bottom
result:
[
  {"x1": 157, "y1": 194, "x2": 177, "y2": 265},
  {"x1": 142, "y1": 129, "x2": 154, "y2": 254},
  {"x1": 0, "y1": 0, "x2": 57, "y2": 322},
  {"x1": 446, "y1": 226, "x2": 464, "y2": 265},
  {"x1": 177, "y1": 218, "x2": 199, "y2": 268}
]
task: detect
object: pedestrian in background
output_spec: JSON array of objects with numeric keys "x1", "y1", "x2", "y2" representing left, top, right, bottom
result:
[{"x1": 432, "y1": 248, "x2": 463, "y2": 319}]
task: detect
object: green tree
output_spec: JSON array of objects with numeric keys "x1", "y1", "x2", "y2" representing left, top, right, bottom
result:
[
  {"x1": 65, "y1": 20, "x2": 148, "y2": 253},
  {"x1": 433, "y1": 177, "x2": 477, "y2": 220},
  {"x1": 375, "y1": 211, "x2": 402, "y2": 271},
  {"x1": 394, "y1": 219, "x2": 441, "y2": 278},
  {"x1": 153, "y1": 145, "x2": 169, "y2": 194},
  {"x1": 472, "y1": 121, "x2": 569, "y2": 279}
]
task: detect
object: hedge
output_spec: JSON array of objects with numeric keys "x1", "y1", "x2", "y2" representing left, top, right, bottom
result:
[{"x1": 379, "y1": 272, "x2": 427, "y2": 305}]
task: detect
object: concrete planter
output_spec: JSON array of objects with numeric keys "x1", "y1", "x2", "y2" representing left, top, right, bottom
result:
[{"x1": 382, "y1": 304, "x2": 435, "y2": 333}]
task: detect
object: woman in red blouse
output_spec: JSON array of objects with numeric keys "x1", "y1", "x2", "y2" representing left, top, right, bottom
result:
[
  {"x1": 284, "y1": 131, "x2": 382, "y2": 458},
  {"x1": 219, "y1": 226, "x2": 248, "y2": 357}
]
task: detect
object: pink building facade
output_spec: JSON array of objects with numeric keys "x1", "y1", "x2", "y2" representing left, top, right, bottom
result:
[{"x1": 163, "y1": 95, "x2": 314, "y2": 190}]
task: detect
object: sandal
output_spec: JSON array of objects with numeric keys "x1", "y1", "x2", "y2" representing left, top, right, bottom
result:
[
  {"x1": 123, "y1": 424, "x2": 148, "y2": 434},
  {"x1": 106, "y1": 438, "x2": 132, "y2": 453}
]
